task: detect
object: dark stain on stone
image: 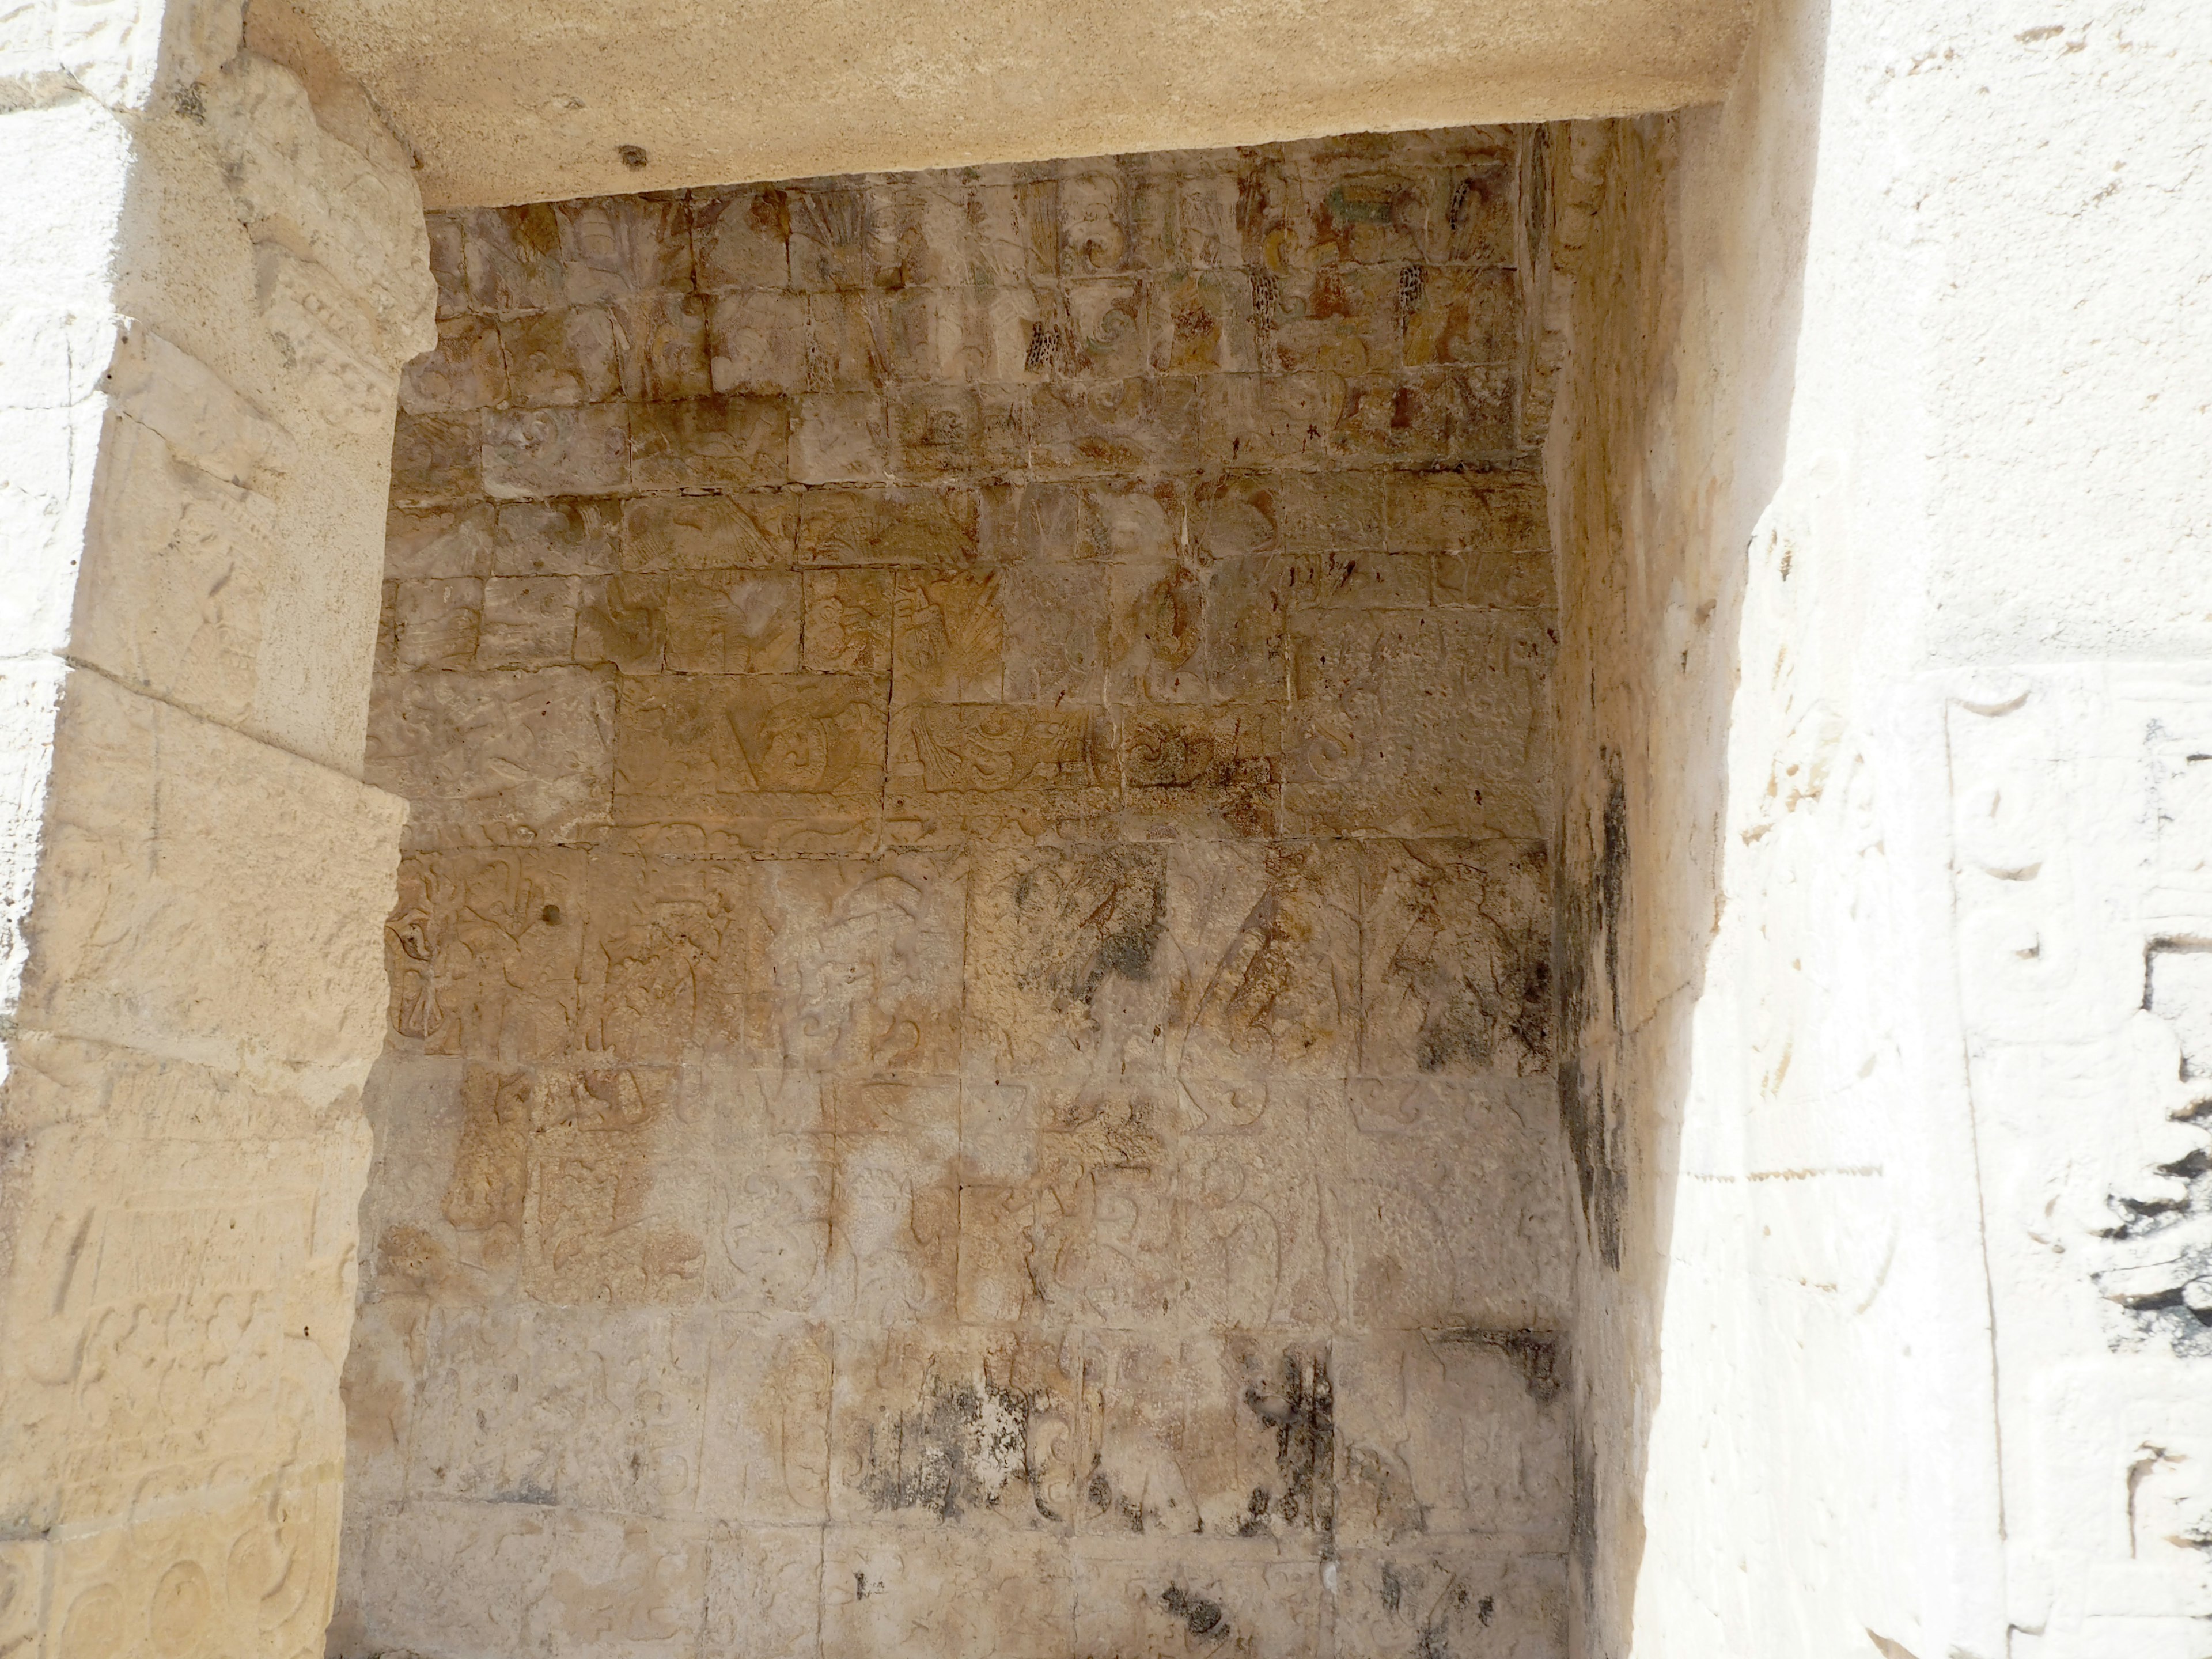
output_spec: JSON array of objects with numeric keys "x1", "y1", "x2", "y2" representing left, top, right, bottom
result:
[
  {"x1": 1433, "y1": 1326, "x2": 1565, "y2": 1403},
  {"x1": 1380, "y1": 1564, "x2": 1403, "y2": 1613},
  {"x1": 1477, "y1": 1594, "x2": 1495, "y2": 1626},
  {"x1": 1557, "y1": 757, "x2": 1630, "y2": 1268},
  {"x1": 1017, "y1": 851, "x2": 1169, "y2": 1012},
  {"x1": 1160, "y1": 1584, "x2": 1228, "y2": 1638},
  {"x1": 855, "y1": 1373, "x2": 1037, "y2": 1522},
  {"x1": 1240, "y1": 1348, "x2": 1334, "y2": 1535}
]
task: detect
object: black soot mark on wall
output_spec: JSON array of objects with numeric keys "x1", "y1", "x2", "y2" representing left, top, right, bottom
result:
[
  {"x1": 1239, "y1": 1349, "x2": 1335, "y2": 1535},
  {"x1": 1160, "y1": 1584, "x2": 1228, "y2": 1637},
  {"x1": 1016, "y1": 850, "x2": 1171, "y2": 1014},
  {"x1": 1434, "y1": 1326, "x2": 1565, "y2": 1403},
  {"x1": 855, "y1": 1375, "x2": 1043, "y2": 1521},
  {"x1": 1556, "y1": 758, "x2": 1630, "y2": 1268}
]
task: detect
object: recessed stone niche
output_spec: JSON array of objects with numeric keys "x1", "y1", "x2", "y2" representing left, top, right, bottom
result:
[{"x1": 335, "y1": 126, "x2": 1569, "y2": 1658}]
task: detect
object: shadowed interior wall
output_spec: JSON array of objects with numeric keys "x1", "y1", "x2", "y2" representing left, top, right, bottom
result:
[{"x1": 334, "y1": 130, "x2": 1570, "y2": 1658}]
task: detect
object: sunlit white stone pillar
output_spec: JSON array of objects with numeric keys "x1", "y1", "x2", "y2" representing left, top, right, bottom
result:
[{"x1": 0, "y1": 3, "x2": 430, "y2": 1650}]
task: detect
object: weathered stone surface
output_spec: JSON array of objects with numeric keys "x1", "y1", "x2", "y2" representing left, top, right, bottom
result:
[
  {"x1": 346, "y1": 129, "x2": 1565, "y2": 1657},
  {"x1": 0, "y1": 31, "x2": 433, "y2": 1656}
]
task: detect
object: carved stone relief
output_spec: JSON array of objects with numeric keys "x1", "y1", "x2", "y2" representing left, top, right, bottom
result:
[{"x1": 344, "y1": 127, "x2": 1569, "y2": 1658}]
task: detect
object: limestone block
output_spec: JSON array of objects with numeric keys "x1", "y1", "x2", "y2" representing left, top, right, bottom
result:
[
  {"x1": 829, "y1": 1326, "x2": 1084, "y2": 1531},
  {"x1": 631, "y1": 394, "x2": 789, "y2": 490},
  {"x1": 388, "y1": 408, "x2": 479, "y2": 504},
  {"x1": 868, "y1": 174, "x2": 1059, "y2": 290},
  {"x1": 1058, "y1": 276, "x2": 1146, "y2": 380},
  {"x1": 963, "y1": 842, "x2": 1358, "y2": 1081},
  {"x1": 0, "y1": 1119, "x2": 369, "y2": 1528},
  {"x1": 389, "y1": 574, "x2": 481, "y2": 668},
  {"x1": 690, "y1": 186, "x2": 793, "y2": 291},
  {"x1": 0, "y1": 1537, "x2": 39, "y2": 1655},
  {"x1": 383, "y1": 850, "x2": 588, "y2": 1058},
  {"x1": 707, "y1": 287, "x2": 809, "y2": 394},
  {"x1": 801, "y1": 568, "x2": 891, "y2": 673},
  {"x1": 1108, "y1": 552, "x2": 1287, "y2": 706},
  {"x1": 1192, "y1": 472, "x2": 1385, "y2": 558},
  {"x1": 387, "y1": 501, "x2": 495, "y2": 579},
  {"x1": 574, "y1": 571, "x2": 669, "y2": 675},
  {"x1": 521, "y1": 1065, "x2": 714, "y2": 1305},
  {"x1": 796, "y1": 483, "x2": 1002, "y2": 567},
  {"x1": 892, "y1": 566, "x2": 1109, "y2": 707},
  {"x1": 1145, "y1": 268, "x2": 1262, "y2": 376},
  {"x1": 1330, "y1": 1548, "x2": 1566, "y2": 1658},
  {"x1": 698, "y1": 1315, "x2": 834, "y2": 1522},
  {"x1": 1288, "y1": 609, "x2": 1548, "y2": 839},
  {"x1": 1017, "y1": 477, "x2": 1181, "y2": 563},
  {"x1": 612, "y1": 673, "x2": 884, "y2": 853},
  {"x1": 575, "y1": 851, "x2": 748, "y2": 1061},
  {"x1": 827, "y1": 1103, "x2": 960, "y2": 1325},
  {"x1": 366, "y1": 665, "x2": 614, "y2": 846},
  {"x1": 741, "y1": 854, "x2": 964, "y2": 1077},
  {"x1": 72, "y1": 411, "x2": 276, "y2": 728},
  {"x1": 709, "y1": 1120, "x2": 834, "y2": 1314},
  {"x1": 425, "y1": 212, "x2": 468, "y2": 319},
  {"x1": 1266, "y1": 268, "x2": 1404, "y2": 376},
  {"x1": 336, "y1": 1291, "x2": 423, "y2": 1509},
  {"x1": 623, "y1": 491, "x2": 799, "y2": 571},
  {"x1": 1073, "y1": 1335, "x2": 1338, "y2": 1543},
  {"x1": 495, "y1": 496, "x2": 622, "y2": 576},
  {"x1": 1073, "y1": 1542, "x2": 1321, "y2": 1657},
  {"x1": 1357, "y1": 838, "x2": 1551, "y2": 1077},
  {"x1": 885, "y1": 285, "x2": 1044, "y2": 385},
  {"x1": 456, "y1": 196, "x2": 691, "y2": 313},
  {"x1": 821, "y1": 1527, "x2": 1073, "y2": 1659},
  {"x1": 1027, "y1": 377, "x2": 1197, "y2": 478},
  {"x1": 483, "y1": 404, "x2": 630, "y2": 498},
  {"x1": 354, "y1": 1499, "x2": 709, "y2": 1658},
  {"x1": 499, "y1": 304, "x2": 623, "y2": 406},
  {"x1": 616, "y1": 291, "x2": 714, "y2": 403},
  {"x1": 1331, "y1": 1332, "x2": 1570, "y2": 1549},
  {"x1": 701, "y1": 1525, "x2": 821, "y2": 1659},
  {"x1": 779, "y1": 186, "x2": 863, "y2": 293},
  {"x1": 475, "y1": 574, "x2": 578, "y2": 667},
  {"x1": 805, "y1": 291, "x2": 888, "y2": 391},
  {"x1": 1332, "y1": 1076, "x2": 1570, "y2": 1326},
  {"x1": 662, "y1": 570, "x2": 802, "y2": 673},
  {"x1": 15, "y1": 667, "x2": 400, "y2": 1072},
  {"x1": 1202, "y1": 370, "x2": 1514, "y2": 468},
  {"x1": 42, "y1": 1486, "x2": 344, "y2": 1659},
  {"x1": 1123, "y1": 167, "x2": 1235, "y2": 276},
  {"x1": 883, "y1": 703, "x2": 1117, "y2": 846},
  {"x1": 890, "y1": 384, "x2": 1030, "y2": 480},
  {"x1": 354, "y1": 1057, "x2": 522, "y2": 1299},
  {"x1": 1403, "y1": 264, "x2": 1518, "y2": 367},
  {"x1": 409, "y1": 1302, "x2": 711, "y2": 1512},
  {"x1": 0, "y1": 303, "x2": 118, "y2": 664},
  {"x1": 399, "y1": 312, "x2": 505, "y2": 413}
]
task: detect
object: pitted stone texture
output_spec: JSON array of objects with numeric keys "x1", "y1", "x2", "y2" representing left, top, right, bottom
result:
[{"x1": 346, "y1": 130, "x2": 1567, "y2": 1659}]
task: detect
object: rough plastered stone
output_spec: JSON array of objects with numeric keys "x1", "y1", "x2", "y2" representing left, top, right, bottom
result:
[{"x1": 342, "y1": 127, "x2": 1571, "y2": 1658}]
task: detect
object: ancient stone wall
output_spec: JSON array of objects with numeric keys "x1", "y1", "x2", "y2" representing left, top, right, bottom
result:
[{"x1": 338, "y1": 131, "x2": 1571, "y2": 1658}]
